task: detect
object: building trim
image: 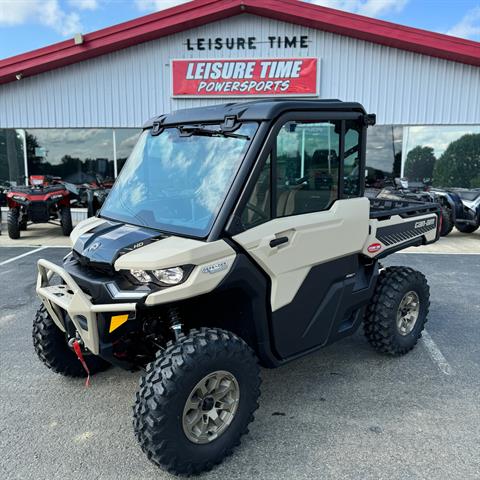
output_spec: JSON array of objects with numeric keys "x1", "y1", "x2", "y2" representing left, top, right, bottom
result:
[{"x1": 0, "y1": 0, "x2": 479, "y2": 86}]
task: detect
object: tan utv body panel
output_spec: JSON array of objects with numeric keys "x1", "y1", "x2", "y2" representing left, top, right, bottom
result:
[
  {"x1": 233, "y1": 198, "x2": 370, "y2": 311},
  {"x1": 114, "y1": 237, "x2": 237, "y2": 306},
  {"x1": 363, "y1": 212, "x2": 438, "y2": 258}
]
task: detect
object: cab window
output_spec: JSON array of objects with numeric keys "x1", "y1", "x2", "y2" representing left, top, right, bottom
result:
[
  {"x1": 240, "y1": 118, "x2": 362, "y2": 230},
  {"x1": 275, "y1": 121, "x2": 340, "y2": 216},
  {"x1": 343, "y1": 120, "x2": 362, "y2": 198}
]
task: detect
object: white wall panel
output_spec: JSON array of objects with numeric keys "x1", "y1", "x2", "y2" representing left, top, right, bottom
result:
[{"x1": 0, "y1": 14, "x2": 479, "y2": 128}]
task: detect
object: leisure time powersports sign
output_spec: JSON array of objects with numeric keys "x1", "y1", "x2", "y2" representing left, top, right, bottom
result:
[{"x1": 171, "y1": 58, "x2": 318, "y2": 97}]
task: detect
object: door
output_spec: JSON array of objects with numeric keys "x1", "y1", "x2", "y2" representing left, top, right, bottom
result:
[{"x1": 233, "y1": 117, "x2": 370, "y2": 358}]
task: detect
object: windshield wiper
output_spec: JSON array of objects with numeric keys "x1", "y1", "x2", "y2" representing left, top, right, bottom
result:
[{"x1": 178, "y1": 125, "x2": 250, "y2": 140}]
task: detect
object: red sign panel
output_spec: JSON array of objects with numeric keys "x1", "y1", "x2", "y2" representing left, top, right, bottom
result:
[{"x1": 172, "y1": 58, "x2": 318, "y2": 97}]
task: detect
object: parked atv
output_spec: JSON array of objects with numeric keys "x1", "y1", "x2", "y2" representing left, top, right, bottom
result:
[
  {"x1": 6, "y1": 175, "x2": 72, "y2": 239},
  {"x1": 0, "y1": 180, "x2": 10, "y2": 207},
  {"x1": 34, "y1": 100, "x2": 441, "y2": 475},
  {"x1": 432, "y1": 187, "x2": 480, "y2": 234},
  {"x1": 67, "y1": 174, "x2": 112, "y2": 217},
  {"x1": 373, "y1": 179, "x2": 453, "y2": 236}
]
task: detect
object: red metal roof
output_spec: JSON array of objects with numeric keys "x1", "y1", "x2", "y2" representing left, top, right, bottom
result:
[{"x1": 0, "y1": 0, "x2": 479, "y2": 85}]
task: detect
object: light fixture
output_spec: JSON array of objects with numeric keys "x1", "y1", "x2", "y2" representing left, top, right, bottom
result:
[
  {"x1": 152, "y1": 267, "x2": 184, "y2": 285},
  {"x1": 130, "y1": 269, "x2": 153, "y2": 283},
  {"x1": 15, "y1": 73, "x2": 23, "y2": 81},
  {"x1": 74, "y1": 33, "x2": 84, "y2": 45}
]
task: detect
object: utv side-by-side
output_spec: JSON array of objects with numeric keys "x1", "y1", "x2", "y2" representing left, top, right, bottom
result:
[{"x1": 34, "y1": 100, "x2": 440, "y2": 475}]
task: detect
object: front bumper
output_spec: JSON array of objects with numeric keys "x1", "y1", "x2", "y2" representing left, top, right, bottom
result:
[{"x1": 36, "y1": 259, "x2": 137, "y2": 355}]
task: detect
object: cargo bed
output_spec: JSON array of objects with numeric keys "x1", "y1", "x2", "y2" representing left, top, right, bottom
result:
[
  {"x1": 363, "y1": 198, "x2": 441, "y2": 258},
  {"x1": 369, "y1": 197, "x2": 440, "y2": 219}
]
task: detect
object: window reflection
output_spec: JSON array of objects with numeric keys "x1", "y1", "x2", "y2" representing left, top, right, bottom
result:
[
  {"x1": 26, "y1": 129, "x2": 115, "y2": 183},
  {"x1": 365, "y1": 125, "x2": 403, "y2": 188},
  {"x1": 403, "y1": 125, "x2": 480, "y2": 188},
  {"x1": 0, "y1": 129, "x2": 25, "y2": 185},
  {"x1": 115, "y1": 129, "x2": 141, "y2": 173}
]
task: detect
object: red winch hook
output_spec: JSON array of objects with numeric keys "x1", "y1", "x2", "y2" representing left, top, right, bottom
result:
[{"x1": 71, "y1": 339, "x2": 91, "y2": 387}]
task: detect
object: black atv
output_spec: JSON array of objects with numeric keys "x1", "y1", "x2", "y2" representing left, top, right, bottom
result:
[
  {"x1": 432, "y1": 187, "x2": 480, "y2": 234},
  {"x1": 372, "y1": 178, "x2": 453, "y2": 237}
]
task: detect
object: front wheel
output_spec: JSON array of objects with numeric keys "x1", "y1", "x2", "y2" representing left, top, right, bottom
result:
[
  {"x1": 7, "y1": 209, "x2": 20, "y2": 239},
  {"x1": 33, "y1": 304, "x2": 110, "y2": 377},
  {"x1": 60, "y1": 207, "x2": 73, "y2": 236},
  {"x1": 456, "y1": 222, "x2": 479, "y2": 234},
  {"x1": 133, "y1": 328, "x2": 261, "y2": 475},
  {"x1": 364, "y1": 267, "x2": 429, "y2": 355}
]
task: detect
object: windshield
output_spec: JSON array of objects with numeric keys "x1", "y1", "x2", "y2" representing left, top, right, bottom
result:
[{"x1": 100, "y1": 122, "x2": 257, "y2": 237}]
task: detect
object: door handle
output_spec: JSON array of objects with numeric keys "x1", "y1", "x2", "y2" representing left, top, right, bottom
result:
[{"x1": 269, "y1": 236, "x2": 289, "y2": 248}]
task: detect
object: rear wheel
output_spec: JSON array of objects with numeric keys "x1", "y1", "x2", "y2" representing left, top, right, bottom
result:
[
  {"x1": 33, "y1": 304, "x2": 110, "y2": 377},
  {"x1": 7, "y1": 209, "x2": 20, "y2": 239},
  {"x1": 364, "y1": 267, "x2": 429, "y2": 355},
  {"x1": 440, "y1": 207, "x2": 454, "y2": 236},
  {"x1": 60, "y1": 207, "x2": 73, "y2": 236},
  {"x1": 133, "y1": 328, "x2": 261, "y2": 475},
  {"x1": 456, "y1": 222, "x2": 479, "y2": 234}
]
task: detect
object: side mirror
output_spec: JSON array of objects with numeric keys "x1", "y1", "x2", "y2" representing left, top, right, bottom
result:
[{"x1": 363, "y1": 114, "x2": 376, "y2": 126}]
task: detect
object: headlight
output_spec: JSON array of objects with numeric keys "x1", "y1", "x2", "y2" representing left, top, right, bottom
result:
[
  {"x1": 127, "y1": 266, "x2": 188, "y2": 286},
  {"x1": 51, "y1": 194, "x2": 63, "y2": 200},
  {"x1": 130, "y1": 269, "x2": 153, "y2": 283},
  {"x1": 13, "y1": 195, "x2": 27, "y2": 202},
  {"x1": 152, "y1": 267, "x2": 184, "y2": 285}
]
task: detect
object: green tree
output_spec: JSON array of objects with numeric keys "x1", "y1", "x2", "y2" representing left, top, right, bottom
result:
[
  {"x1": 433, "y1": 133, "x2": 480, "y2": 188},
  {"x1": 404, "y1": 146, "x2": 436, "y2": 182}
]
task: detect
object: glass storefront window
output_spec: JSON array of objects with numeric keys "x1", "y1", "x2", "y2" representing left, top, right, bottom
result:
[
  {"x1": 115, "y1": 129, "x2": 141, "y2": 174},
  {"x1": 26, "y1": 129, "x2": 115, "y2": 184},
  {"x1": 0, "y1": 129, "x2": 25, "y2": 186},
  {"x1": 365, "y1": 125, "x2": 402, "y2": 189},
  {"x1": 403, "y1": 125, "x2": 480, "y2": 188}
]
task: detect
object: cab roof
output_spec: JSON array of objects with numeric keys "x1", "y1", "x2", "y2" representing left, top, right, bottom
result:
[{"x1": 143, "y1": 99, "x2": 367, "y2": 128}]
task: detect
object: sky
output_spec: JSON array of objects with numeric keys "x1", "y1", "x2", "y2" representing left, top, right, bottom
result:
[{"x1": 0, "y1": 0, "x2": 479, "y2": 60}]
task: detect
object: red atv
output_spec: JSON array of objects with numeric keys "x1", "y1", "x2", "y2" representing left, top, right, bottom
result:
[{"x1": 6, "y1": 175, "x2": 73, "y2": 239}]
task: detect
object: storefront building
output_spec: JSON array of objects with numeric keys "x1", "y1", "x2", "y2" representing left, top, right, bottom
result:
[{"x1": 0, "y1": 0, "x2": 479, "y2": 191}]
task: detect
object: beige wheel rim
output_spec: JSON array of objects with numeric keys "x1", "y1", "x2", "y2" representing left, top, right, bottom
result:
[
  {"x1": 396, "y1": 290, "x2": 420, "y2": 336},
  {"x1": 182, "y1": 370, "x2": 240, "y2": 444}
]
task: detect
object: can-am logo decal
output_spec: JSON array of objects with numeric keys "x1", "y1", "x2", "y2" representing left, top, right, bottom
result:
[
  {"x1": 367, "y1": 243, "x2": 382, "y2": 253},
  {"x1": 87, "y1": 241, "x2": 101, "y2": 252},
  {"x1": 172, "y1": 58, "x2": 318, "y2": 97},
  {"x1": 201, "y1": 261, "x2": 229, "y2": 274},
  {"x1": 414, "y1": 218, "x2": 436, "y2": 229}
]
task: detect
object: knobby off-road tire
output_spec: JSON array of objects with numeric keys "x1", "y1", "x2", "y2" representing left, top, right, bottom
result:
[
  {"x1": 364, "y1": 267, "x2": 429, "y2": 355},
  {"x1": 133, "y1": 328, "x2": 261, "y2": 476},
  {"x1": 33, "y1": 304, "x2": 110, "y2": 377},
  {"x1": 7, "y1": 209, "x2": 20, "y2": 239},
  {"x1": 456, "y1": 222, "x2": 479, "y2": 234},
  {"x1": 440, "y1": 208, "x2": 454, "y2": 236},
  {"x1": 60, "y1": 207, "x2": 73, "y2": 236}
]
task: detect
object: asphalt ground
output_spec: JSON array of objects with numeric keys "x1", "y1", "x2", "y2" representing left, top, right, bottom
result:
[{"x1": 0, "y1": 247, "x2": 479, "y2": 480}]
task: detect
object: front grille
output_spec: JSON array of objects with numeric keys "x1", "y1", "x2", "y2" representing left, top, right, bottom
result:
[{"x1": 28, "y1": 201, "x2": 50, "y2": 222}]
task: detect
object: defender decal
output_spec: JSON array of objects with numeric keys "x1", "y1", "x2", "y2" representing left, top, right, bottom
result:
[{"x1": 202, "y1": 261, "x2": 229, "y2": 274}]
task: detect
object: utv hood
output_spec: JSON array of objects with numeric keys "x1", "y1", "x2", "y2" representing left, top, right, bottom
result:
[
  {"x1": 73, "y1": 219, "x2": 166, "y2": 266},
  {"x1": 70, "y1": 217, "x2": 235, "y2": 272}
]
